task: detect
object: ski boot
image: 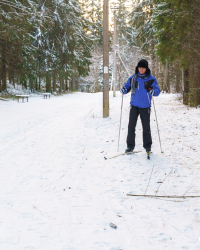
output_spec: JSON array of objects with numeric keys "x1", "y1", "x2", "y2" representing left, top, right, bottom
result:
[
  {"x1": 125, "y1": 147, "x2": 134, "y2": 153},
  {"x1": 146, "y1": 148, "x2": 151, "y2": 160}
]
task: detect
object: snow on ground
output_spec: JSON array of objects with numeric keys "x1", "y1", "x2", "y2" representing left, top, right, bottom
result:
[{"x1": 0, "y1": 92, "x2": 200, "y2": 250}]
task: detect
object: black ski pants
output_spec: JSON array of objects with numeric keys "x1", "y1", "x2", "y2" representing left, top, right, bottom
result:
[{"x1": 127, "y1": 105, "x2": 152, "y2": 150}]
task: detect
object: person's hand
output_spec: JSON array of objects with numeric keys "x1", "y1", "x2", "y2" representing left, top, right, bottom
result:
[
  {"x1": 149, "y1": 89, "x2": 155, "y2": 96},
  {"x1": 120, "y1": 87, "x2": 126, "y2": 94}
]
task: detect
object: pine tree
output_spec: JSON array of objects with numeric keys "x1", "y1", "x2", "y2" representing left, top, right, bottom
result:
[
  {"x1": 0, "y1": 0, "x2": 94, "y2": 93},
  {"x1": 153, "y1": 0, "x2": 199, "y2": 105},
  {"x1": 0, "y1": 0, "x2": 35, "y2": 92},
  {"x1": 128, "y1": 0, "x2": 158, "y2": 76}
]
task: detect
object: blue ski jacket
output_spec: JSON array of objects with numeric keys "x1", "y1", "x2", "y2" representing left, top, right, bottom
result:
[{"x1": 123, "y1": 73, "x2": 160, "y2": 108}]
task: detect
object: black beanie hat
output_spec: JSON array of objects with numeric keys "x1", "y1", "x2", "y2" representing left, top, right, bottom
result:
[
  {"x1": 137, "y1": 59, "x2": 148, "y2": 69},
  {"x1": 135, "y1": 59, "x2": 150, "y2": 75}
]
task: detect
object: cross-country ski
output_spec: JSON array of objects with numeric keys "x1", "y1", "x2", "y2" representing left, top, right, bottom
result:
[{"x1": 104, "y1": 151, "x2": 142, "y2": 160}]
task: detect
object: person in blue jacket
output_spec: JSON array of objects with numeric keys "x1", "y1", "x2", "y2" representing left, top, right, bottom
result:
[{"x1": 120, "y1": 59, "x2": 160, "y2": 154}]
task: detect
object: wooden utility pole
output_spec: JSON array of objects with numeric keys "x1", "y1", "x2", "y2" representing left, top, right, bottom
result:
[{"x1": 103, "y1": 0, "x2": 109, "y2": 118}]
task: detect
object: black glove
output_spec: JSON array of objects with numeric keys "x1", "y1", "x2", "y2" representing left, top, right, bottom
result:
[
  {"x1": 120, "y1": 87, "x2": 126, "y2": 94},
  {"x1": 149, "y1": 89, "x2": 155, "y2": 96}
]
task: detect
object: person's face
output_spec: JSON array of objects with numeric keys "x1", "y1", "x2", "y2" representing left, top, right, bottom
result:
[{"x1": 138, "y1": 67, "x2": 146, "y2": 74}]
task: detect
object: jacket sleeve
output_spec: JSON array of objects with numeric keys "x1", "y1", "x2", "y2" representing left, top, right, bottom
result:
[
  {"x1": 122, "y1": 76, "x2": 133, "y2": 94},
  {"x1": 151, "y1": 77, "x2": 160, "y2": 96}
]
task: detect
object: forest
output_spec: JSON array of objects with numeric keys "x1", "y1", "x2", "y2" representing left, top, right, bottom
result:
[{"x1": 0, "y1": 0, "x2": 200, "y2": 107}]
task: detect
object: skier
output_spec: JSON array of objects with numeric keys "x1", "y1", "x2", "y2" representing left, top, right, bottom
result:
[{"x1": 120, "y1": 59, "x2": 160, "y2": 157}]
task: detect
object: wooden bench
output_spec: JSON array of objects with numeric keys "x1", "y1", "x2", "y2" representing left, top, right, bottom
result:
[
  {"x1": 16, "y1": 95, "x2": 30, "y2": 102},
  {"x1": 42, "y1": 93, "x2": 51, "y2": 99}
]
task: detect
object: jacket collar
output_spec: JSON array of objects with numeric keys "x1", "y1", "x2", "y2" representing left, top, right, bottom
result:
[{"x1": 138, "y1": 73, "x2": 150, "y2": 79}]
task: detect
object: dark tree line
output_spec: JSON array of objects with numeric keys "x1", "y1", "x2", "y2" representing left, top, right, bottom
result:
[
  {"x1": 0, "y1": 0, "x2": 93, "y2": 93},
  {"x1": 153, "y1": 0, "x2": 200, "y2": 106},
  {"x1": 1, "y1": 0, "x2": 200, "y2": 107},
  {"x1": 105, "y1": 0, "x2": 200, "y2": 107}
]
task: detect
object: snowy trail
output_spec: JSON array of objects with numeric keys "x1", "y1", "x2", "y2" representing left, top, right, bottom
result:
[{"x1": 0, "y1": 92, "x2": 200, "y2": 250}]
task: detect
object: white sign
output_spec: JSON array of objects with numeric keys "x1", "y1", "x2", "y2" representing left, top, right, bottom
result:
[{"x1": 104, "y1": 66, "x2": 108, "y2": 74}]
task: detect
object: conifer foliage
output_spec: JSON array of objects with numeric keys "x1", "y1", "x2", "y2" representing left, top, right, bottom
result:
[
  {"x1": 1, "y1": 0, "x2": 200, "y2": 106},
  {"x1": 153, "y1": 0, "x2": 200, "y2": 106},
  {"x1": 0, "y1": 0, "x2": 93, "y2": 93},
  {"x1": 126, "y1": 0, "x2": 200, "y2": 106},
  {"x1": 78, "y1": 0, "x2": 104, "y2": 93}
]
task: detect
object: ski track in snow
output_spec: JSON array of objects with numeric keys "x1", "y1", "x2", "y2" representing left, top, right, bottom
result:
[{"x1": 0, "y1": 92, "x2": 200, "y2": 250}]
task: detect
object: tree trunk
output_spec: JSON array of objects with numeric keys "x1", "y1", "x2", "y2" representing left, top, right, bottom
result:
[
  {"x1": 46, "y1": 74, "x2": 51, "y2": 93},
  {"x1": 59, "y1": 76, "x2": 62, "y2": 93},
  {"x1": 151, "y1": 41, "x2": 155, "y2": 76},
  {"x1": 35, "y1": 77, "x2": 38, "y2": 91},
  {"x1": 72, "y1": 76, "x2": 76, "y2": 91},
  {"x1": 93, "y1": 64, "x2": 98, "y2": 92},
  {"x1": 175, "y1": 72, "x2": 180, "y2": 93},
  {"x1": 8, "y1": 75, "x2": 11, "y2": 84},
  {"x1": 62, "y1": 78, "x2": 65, "y2": 91},
  {"x1": 66, "y1": 78, "x2": 69, "y2": 91},
  {"x1": 167, "y1": 63, "x2": 170, "y2": 93},
  {"x1": 53, "y1": 73, "x2": 56, "y2": 92},
  {"x1": 155, "y1": 57, "x2": 158, "y2": 79},
  {"x1": 183, "y1": 69, "x2": 189, "y2": 105},
  {"x1": 1, "y1": 44, "x2": 7, "y2": 92},
  {"x1": 164, "y1": 61, "x2": 169, "y2": 93},
  {"x1": 24, "y1": 80, "x2": 27, "y2": 89},
  {"x1": 39, "y1": 77, "x2": 41, "y2": 90},
  {"x1": 65, "y1": 76, "x2": 68, "y2": 91},
  {"x1": 29, "y1": 77, "x2": 33, "y2": 92}
]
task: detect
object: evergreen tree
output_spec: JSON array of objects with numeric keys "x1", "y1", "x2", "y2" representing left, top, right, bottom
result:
[
  {"x1": 0, "y1": 0, "x2": 35, "y2": 91},
  {"x1": 78, "y1": 0, "x2": 104, "y2": 92},
  {"x1": 128, "y1": 0, "x2": 158, "y2": 76},
  {"x1": 115, "y1": 0, "x2": 129, "y2": 46},
  {"x1": 153, "y1": 0, "x2": 199, "y2": 105},
  {"x1": 0, "y1": 0, "x2": 93, "y2": 93},
  {"x1": 81, "y1": 0, "x2": 103, "y2": 47}
]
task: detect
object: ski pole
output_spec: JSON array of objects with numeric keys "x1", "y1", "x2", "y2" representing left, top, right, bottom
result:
[
  {"x1": 117, "y1": 94, "x2": 124, "y2": 152},
  {"x1": 152, "y1": 96, "x2": 164, "y2": 153}
]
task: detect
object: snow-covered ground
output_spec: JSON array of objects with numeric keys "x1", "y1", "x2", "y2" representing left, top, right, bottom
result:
[{"x1": 0, "y1": 92, "x2": 200, "y2": 250}]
